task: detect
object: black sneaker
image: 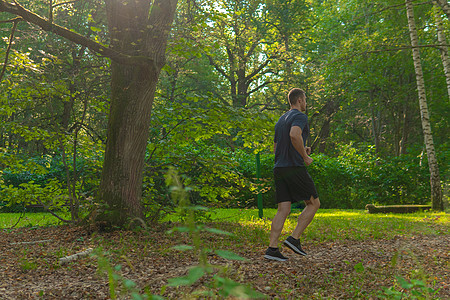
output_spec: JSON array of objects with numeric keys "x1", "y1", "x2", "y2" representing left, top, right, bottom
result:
[
  {"x1": 264, "y1": 248, "x2": 288, "y2": 261},
  {"x1": 284, "y1": 236, "x2": 307, "y2": 256}
]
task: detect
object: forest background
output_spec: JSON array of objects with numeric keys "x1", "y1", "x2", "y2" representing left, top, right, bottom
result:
[{"x1": 0, "y1": 0, "x2": 448, "y2": 224}]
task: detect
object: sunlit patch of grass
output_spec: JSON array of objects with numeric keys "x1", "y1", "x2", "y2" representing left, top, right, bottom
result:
[
  {"x1": 0, "y1": 212, "x2": 70, "y2": 229},
  {"x1": 196, "y1": 208, "x2": 449, "y2": 244},
  {"x1": 291, "y1": 209, "x2": 449, "y2": 243}
]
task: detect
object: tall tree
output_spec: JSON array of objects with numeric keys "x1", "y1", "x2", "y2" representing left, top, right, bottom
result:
[
  {"x1": 434, "y1": 7, "x2": 450, "y2": 98},
  {"x1": 0, "y1": 0, "x2": 178, "y2": 227},
  {"x1": 405, "y1": 0, "x2": 443, "y2": 210},
  {"x1": 306, "y1": 0, "x2": 422, "y2": 156},
  {"x1": 196, "y1": 0, "x2": 313, "y2": 108}
]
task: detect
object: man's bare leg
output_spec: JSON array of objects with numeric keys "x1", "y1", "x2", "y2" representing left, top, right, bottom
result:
[
  {"x1": 291, "y1": 196, "x2": 320, "y2": 239},
  {"x1": 269, "y1": 202, "x2": 291, "y2": 248}
]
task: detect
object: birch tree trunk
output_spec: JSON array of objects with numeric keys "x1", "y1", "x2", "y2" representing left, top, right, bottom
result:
[
  {"x1": 405, "y1": 0, "x2": 443, "y2": 210},
  {"x1": 434, "y1": 8, "x2": 450, "y2": 98},
  {"x1": 432, "y1": 0, "x2": 450, "y2": 19}
]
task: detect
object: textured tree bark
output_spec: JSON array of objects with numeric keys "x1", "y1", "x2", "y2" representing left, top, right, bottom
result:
[
  {"x1": 434, "y1": 8, "x2": 450, "y2": 99},
  {"x1": 97, "y1": 0, "x2": 178, "y2": 227},
  {"x1": 310, "y1": 99, "x2": 339, "y2": 153},
  {"x1": 405, "y1": 0, "x2": 443, "y2": 211},
  {"x1": 316, "y1": 117, "x2": 331, "y2": 153}
]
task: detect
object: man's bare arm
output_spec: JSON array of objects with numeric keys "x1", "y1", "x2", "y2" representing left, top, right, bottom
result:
[{"x1": 290, "y1": 126, "x2": 313, "y2": 166}]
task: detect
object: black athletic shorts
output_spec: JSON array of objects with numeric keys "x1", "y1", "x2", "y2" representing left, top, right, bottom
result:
[{"x1": 274, "y1": 166, "x2": 319, "y2": 203}]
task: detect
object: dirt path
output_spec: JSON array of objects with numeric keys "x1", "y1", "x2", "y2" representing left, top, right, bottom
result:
[{"x1": 0, "y1": 226, "x2": 448, "y2": 299}]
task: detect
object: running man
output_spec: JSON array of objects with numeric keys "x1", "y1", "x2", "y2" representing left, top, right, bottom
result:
[{"x1": 264, "y1": 88, "x2": 320, "y2": 261}]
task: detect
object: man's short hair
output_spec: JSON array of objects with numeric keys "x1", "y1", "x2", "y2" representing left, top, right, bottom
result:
[{"x1": 288, "y1": 88, "x2": 306, "y2": 105}]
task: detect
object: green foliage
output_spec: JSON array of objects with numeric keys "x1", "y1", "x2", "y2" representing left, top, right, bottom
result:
[
  {"x1": 234, "y1": 150, "x2": 275, "y2": 208},
  {"x1": 0, "y1": 179, "x2": 66, "y2": 211},
  {"x1": 0, "y1": 155, "x2": 66, "y2": 213},
  {"x1": 0, "y1": 153, "x2": 102, "y2": 216},
  {"x1": 380, "y1": 276, "x2": 440, "y2": 299},
  {"x1": 308, "y1": 153, "x2": 353, "y2": 208},
  {"x1": 164, "y1": 167, "x2": 265, "y2": 299},
  {"x1": 1, "y1": 0, "x2": 448, "y2": 221},
  {"x1": 235, "y1": 144, "x2": 431, "y2": 209},
  {"x1": 19, "y1": 257, "x2": 38, "y2": 272},
  {"x1": 142, "y1": 97, "x2": 276, "y2": 214},
  {"x1": 335, "y1": 145, "x2": 430, "y2": 207},
  {"x1": 144, "y1": 139, "x2": 432, "y2": 211},
  {"x1": 95, "y1": 249, "x2": 164, "y2": 300}
]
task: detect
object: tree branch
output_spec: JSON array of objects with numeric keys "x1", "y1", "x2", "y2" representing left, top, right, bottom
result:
[
  {"x1": 365, "y1": 44, "x2": 450, "y2": 53},
  {"x1": 0, "y1": 16, "x2": 21, "y2": 23},
  {"x1": 0, "y1": 16, "x2": 20, "y2": 82},
  {"x1": 245, "y1": 56, "x2": 275, "y2": 82},
  {"x1": 247, "y1": 80, "x2": 285, "y2": 95},
  {"x1": 0, "y1": 0, "x2": 152, "y2": 65},
  {"x1": 245, "y1": 41, "x2": 260, "y2": 60},
  {"x1": 59, "y1": 248, "x2": 93, "y2": 265},
  {"x1": 147, "y1": 118, "x2": 186, "y2": 162},
  {"x1": 207, "y1": 54, "x2": 230, "y2": 80},
  {"x1": 36, "y1": 197, "x2": 74, "y2": 223},
  {"x1": 53, "y1": 0, "x2": 79, "y2": 8}
]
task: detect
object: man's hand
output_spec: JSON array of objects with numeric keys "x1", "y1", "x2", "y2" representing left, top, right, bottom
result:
[
  {"x1": 306, "y1": 147, "x2": 312, "y2": 155},
  {"x1": 304, "y1": 155, "x2": 313, "y2": 166},
  {"x1": 305, "y1": 147, "x2": 313, "y2": 166}
]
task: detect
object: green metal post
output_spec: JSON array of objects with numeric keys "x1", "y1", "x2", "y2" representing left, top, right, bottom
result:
[{"x1": 256, "y1": 153, "x2": 263, "y2": 218}]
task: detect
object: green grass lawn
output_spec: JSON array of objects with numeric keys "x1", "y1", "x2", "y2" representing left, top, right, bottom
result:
[
  {"x1": 2, "y1": 209, "x2": 448, "y2": 242},
  {"x1": 0, "y1": 212, "x2": 71, "y2": 229},
  {"x1": 166, "y1": 208, "x2": 448, "y2": 242}
]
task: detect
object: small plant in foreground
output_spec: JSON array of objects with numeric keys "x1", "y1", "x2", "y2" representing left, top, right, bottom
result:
[
  {"x1": 94, "y1": 248, "x2": 163, "y2": 300},
  {"x1": 380, "y1": 276, "x2": 440, "y2": 299},
  {"x1": 380, "y1": 249, "x2": 441, "y2": 299},
  {"x1": 19, "y1": 257, "x2": 38, "y2": 271},
  {"x1": 163, "y1": 167, "x2": 266, "y2": 299}
]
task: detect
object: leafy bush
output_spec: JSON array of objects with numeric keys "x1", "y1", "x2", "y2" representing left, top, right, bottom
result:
[
  {"x1": 0, "y1": 153, "x2": 102, "y2": 215},
  {"x1": 307, "y1": 154, "x2": 353, "y2": 208},
  {"x1": 0, "y1": 179, "x2": 67, "y2": 212},
  {"x1": 143, "y1": 143, "x2": 254, "y2": 212},
  {"x1": 233, "y1": 150, "x2": 275, "y2": 208},
  {"x1": 233, "y1": 145, "x2": 431, "y2": 209},
  {"x1": 337, "y1": 145, "x2": 430, "y2": 207},
  {"x1": 0, "y1": 143, "x2": 433, "y2": 215}
]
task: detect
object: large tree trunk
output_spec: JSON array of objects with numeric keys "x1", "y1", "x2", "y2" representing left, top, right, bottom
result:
[
  {"x1": 405, "y1": 0, "x2": 443, "y2": 211},
  {"x1": 96, "y1": 0, "x2": 177, "y2": 227},
  {"x1": 434, "y1": 8, "x2": 450, "y2": 99},
  {"x1": 97, "y1": 63, "x2": 158, "y2": 225}
]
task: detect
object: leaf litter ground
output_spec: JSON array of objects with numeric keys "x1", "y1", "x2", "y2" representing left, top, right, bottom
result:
[{"x1": 0, "y1": 223, "x2": 448, "y2": 299}]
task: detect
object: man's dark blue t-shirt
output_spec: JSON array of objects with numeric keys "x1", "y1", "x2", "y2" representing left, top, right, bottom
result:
[{"x1": 274, "y1": 109, "x2": 309, "y2": 168}]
